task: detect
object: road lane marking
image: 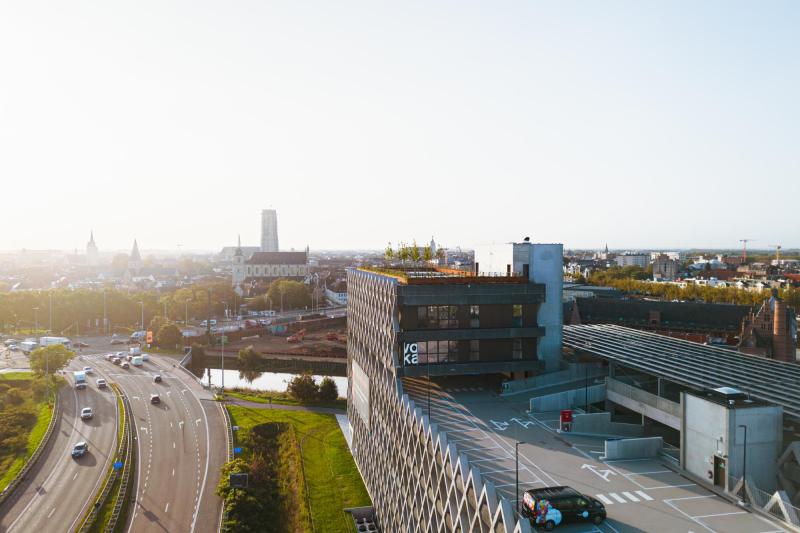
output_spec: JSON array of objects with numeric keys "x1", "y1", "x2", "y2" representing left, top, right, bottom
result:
[
  {"x1": 582, "y1": 464, "x2": 617, "y2": 482},
  {"x1": 622, "y1": 491, "x2": 640, "y2": 502},
  {"x1": 635, "y1": 490, "x2": 653, "y2": 501},
  {"x1": 48, "y1": 508, "x2": 56, "y2": 518},
  {"x1": 609, "y1": 493, "x2": 627, "y2": 503},
  {"x1": 173, "y1": 442, "x2": 176, "y2": 449},
  {"x1": 596, "y1": 494, "x2": 614, "y2": 505},
  {"x1": 73, "y1": 472, "x2": 79, "y2": 480},
  {"x1": 165, "y1": 502, "x2": 170, "y2": 513},
  {"x1": 172, "y1": 468, "x2": 175, "y2": 476}
]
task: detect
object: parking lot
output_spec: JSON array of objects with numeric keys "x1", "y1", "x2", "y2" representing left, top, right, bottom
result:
[{"x1": 403, "y1": 376, "x2": 787, "y2": 533}]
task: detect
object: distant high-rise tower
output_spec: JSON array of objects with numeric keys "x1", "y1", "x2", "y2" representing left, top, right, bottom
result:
[
  {"x1": 86, "y1": 231, "x2": 99, "y2": 266},
  {"x1": 129, "y1": 239, "x2": 142, "y2": 273},
  {"x1": 261, "y1": 209, "x2": 279, "y2": 252}
]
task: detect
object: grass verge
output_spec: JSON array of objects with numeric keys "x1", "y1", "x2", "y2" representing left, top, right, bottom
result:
[
  {"x1": 227, "y1": 389, "x2": 346, "y2": 410},
  {"x1": 87, "y1": 392, "x2": 125, "y2": 533},
  {"x1": 224, "y1": 405, "x2": 370, "y2": 533},
  {"x1": 0, "y1": 372, "x2": 54, "y2": 492}
]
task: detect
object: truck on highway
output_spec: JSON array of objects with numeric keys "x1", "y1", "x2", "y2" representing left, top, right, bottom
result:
[
  {"x1": 19, "y1": 340, "x2": 38, "y2": 354},
  {"x1": 39, "y1": 336, "x2": 72, "y2": 349},
  {"x1": 130, "y1": 330, "x2": 146, "y2": 343},
  {"x1": 73, "y1": 370, "x2": 87, "y2": 390},
  {"x1": 129, "y1": 346, "x2": 142, "y2": 356}
]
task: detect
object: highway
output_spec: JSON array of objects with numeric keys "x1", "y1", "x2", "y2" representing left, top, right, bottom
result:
[
  {"x1": 0, "y1": 359, "x2": 118, "y2": 533},
  {"x1": 82, "y1": 342, "x2": 226, "y2": 533}
]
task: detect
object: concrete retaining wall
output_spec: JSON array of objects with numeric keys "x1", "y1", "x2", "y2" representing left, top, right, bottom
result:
[
  {"x1": 502, "y1": 363, "x2": 605, "y2": 396},
  {"x1": 603, "y1": 437, "x2": 663, "y2": 460},
  {"x1": 567, "y1": 412, "x2": 645, "y2": 438},
  {"x1": 530, "y1": 383, "x2": 605, "y2": 412}
]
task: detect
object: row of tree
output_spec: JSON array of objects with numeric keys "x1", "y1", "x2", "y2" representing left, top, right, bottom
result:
[{"x1": 384, "y1": 241, "x2": 445, "y2": 263}]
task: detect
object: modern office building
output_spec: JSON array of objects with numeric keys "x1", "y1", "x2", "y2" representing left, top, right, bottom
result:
[
  {"x1": 615, "y1": 253, "x2": 650, "y2": 268},
  {"x1": 347, "y1": 249, "x2": 561, "y2": 532},
  {"x1": 261, "y1": 209, "x2": 279, "y2": 252}
]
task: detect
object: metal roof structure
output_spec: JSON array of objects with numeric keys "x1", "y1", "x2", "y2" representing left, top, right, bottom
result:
[{"x1": 563, "y1": 324, "x2": 800, "y2": 420}]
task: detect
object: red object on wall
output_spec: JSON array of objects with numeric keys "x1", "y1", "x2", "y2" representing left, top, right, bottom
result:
[{"x1": 560, "y1": 409, "x2": 573, "y2": 423}]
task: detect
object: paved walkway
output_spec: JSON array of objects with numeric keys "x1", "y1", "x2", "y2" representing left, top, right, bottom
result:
[{"x1": 225, "y1": 398, "x2": 345, "y2": 415}]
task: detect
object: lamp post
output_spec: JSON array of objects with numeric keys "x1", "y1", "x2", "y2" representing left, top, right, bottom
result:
[
  {"x1": 738, "y1": 424, "x2": 748, "y2": 504},
  {"x1": 103, "y1": 290, "x2": 107, "y2": 336},
  {"x1": 220, "y1": 302, "x2": 226, "y2": 396},
  {"x1": 49, "y1": 292, "x2": 53, "y2": 333},
  {"x1": 185, "y1": 299, "x2": 189, "y2": 327},
  {"x1": 139, "y1": 302, "x2": 144, "y2": 335},
  {"x1": 33, "y1": 307, "x2": 39, "y2": 335},
  {"x1": 516, "y1": 441, "x2": 526, "y2": 516}
]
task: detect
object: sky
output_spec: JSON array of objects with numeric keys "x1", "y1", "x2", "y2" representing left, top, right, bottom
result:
[{"x1": 1, "y1": 1, "x2": 798, "y2": 253}]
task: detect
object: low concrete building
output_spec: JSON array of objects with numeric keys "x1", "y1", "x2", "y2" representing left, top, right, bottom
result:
[{"x1": 681, "y1": 388, "x2": 782, "y2": 493}]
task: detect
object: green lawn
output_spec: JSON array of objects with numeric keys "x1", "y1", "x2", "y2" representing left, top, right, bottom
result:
[
  {"x1": 227, "y1": 405, "x2": 370, "y2": 533},
  {"x1": 0, "y1": 372, "x2": 54, "y2": 492},
  {"x1": 227, "y1": 389, "x2": 346, "y2": 410}
]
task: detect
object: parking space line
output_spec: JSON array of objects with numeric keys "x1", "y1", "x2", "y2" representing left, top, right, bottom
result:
[
  {"x1": 460, "y1": 444, "x2": 501, "y2": 453},
  {"x1": 662, "y1": 498, "x2": 717, "y2": 533},
  {"x1": 693, "y1": 511, "x2": 747, "y2": 519}
]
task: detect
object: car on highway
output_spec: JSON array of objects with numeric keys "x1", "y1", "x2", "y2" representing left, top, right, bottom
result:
[
  {"x1": 121, "y1": 361, "x2": 130, "y2": 369},
  {"x1": 150, "y1": 394, "x2": 160, "y2": 404},
  {"x1": 112, "y1": 357, "x2": 121, "y2": 365},
  {"x1": 96, "y1": 378, "x2": 107, "y2": 389},
  {"x1": 83, "y1": 366, "x2": 94, "y2": 374},
  {"x1": 71, "y1": 441, "x2": 89, "y2": 458},
  {"x1": 80, "y1": 407, "x2": 93, "y2": 420},
  {"x1": 153, "y1": 374, "x2": 162, "y2": 383},
  {"x1": 74, "y1": 341, "x2": 90, "y2": 348},
  {"x1": 3, "y1": 339, "x2": 17, "y2": 347},
  {"x1": 521, "y1": 486, "x2": 606, "y2": 530},
  {"x1": 110, "y1": 338, "x2": 125, "y2": 345}
]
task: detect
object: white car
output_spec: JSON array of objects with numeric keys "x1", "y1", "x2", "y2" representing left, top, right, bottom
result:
[
  {"x1": 80, "y1": 407, "x2": 93, "y2": 420},
  {"x1": 96, "y1": 379, "x2": 107, "y2": 389},
  {"x1": 83, "y1": 366, "x2": 94, "y2": 374}
]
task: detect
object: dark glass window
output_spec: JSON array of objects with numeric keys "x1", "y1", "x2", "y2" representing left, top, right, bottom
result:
[
  {"x1": 418, "y1": 305, "x2": 458, "y2": 329},
  {"x1": 418, "y1": 340, "x2": 459, "y2": 363},
  {"x1": 513, "y1": 339, "x2": 522, "y2": 359},
  {"x1": 512, "y1": 304, "x2": 523, "y2": 327},
  {"x1": 469, "y1": 340, "x2": 479, "y2": 361},
  {"x1": 469, "y1": 305, "x2": 480, "y2": 328}
]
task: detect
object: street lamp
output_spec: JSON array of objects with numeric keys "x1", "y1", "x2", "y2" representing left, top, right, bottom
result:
[
  {"x1": 139, "y1": 302, "x2": 144, "y2": 334},
  {"x1": 33, "y1": 307, "x2": 39, "y2": 336},
  {"x1": 49, "y1": 292, "x2": 53, "y2": 333},
  {"x1": 738, "y1": 424, "x2": 748, "y2": 504},
  {"x1": 516, "y1": 441, "x2": 527, "y2": 516}
]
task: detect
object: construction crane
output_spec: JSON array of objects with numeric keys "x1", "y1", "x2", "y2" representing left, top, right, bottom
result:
[
  {"x1": 769, "y1": 244, "x2": 782, "y2": 263},
  {"x1": 739, "y1": 239, "x2": 754, "y2": 264}
]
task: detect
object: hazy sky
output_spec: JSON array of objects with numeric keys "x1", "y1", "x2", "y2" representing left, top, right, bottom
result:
[{"x1": 1, "y1": 1, "x2": 798, "y2": 252}]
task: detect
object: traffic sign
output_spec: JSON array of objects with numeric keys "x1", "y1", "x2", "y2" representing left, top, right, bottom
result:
[
  {"x1": 229, "y1": 473, "x2": 248, "y2": 488},
  {"x1": 113, "y1": 461, "x2": 123, "y2": 470},
  {"x1": 146, "y1": 330, "x2": 153, "y2": 343},
  {"x1": 233, "y1": 447, "x2": 242, "y2": 454}
]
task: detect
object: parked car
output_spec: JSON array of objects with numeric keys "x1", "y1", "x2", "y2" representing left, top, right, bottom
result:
[
  {"x1": 521, "y1": 487, "x2": 606, "y2": 530},
  {"x1": 80, "y1": 407, "x2": 93, "y2": 420},
  {"x1": 71, "y1": 441, "x2": 89, "y2": 458},
  {"x1": 153, "y1": 374, "x2": 162, "y2": 383},
  {"x1": 96, "y1": 378, "x2": 107, "y2": 389},
  {"x1": 150, "y1": 394, "x2": 160, "y2": 404}
]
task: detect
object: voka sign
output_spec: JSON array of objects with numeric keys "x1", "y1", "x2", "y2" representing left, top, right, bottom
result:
[{"x1": 403, "y1": 343, "x2": 418, "y2": 365}]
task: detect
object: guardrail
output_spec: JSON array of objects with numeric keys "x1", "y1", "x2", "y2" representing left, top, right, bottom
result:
[
  {"x1": 106, "y1": 393, "x2": 134, "y2": 531},
  {"x1": 219, "y1": 403, "x2": 235, "y2": 532},
  {"x1": 0, "y1": 387, "x2": 61, "y2": 509},
  {"x1": 74, "y1": 384, "x2": 132, "y2": 532}
]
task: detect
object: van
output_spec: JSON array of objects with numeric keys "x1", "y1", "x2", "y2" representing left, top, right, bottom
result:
[
  {"x1": 129, "y1": 346, "x2": 142, "y2": 356},
  {"x1": 521, "y1": 486, "x2": 606, "y2": 530},
  {"x1": 19, "y1": 340, "x2": 38, "y2": 354},
  {"x1": 131, "y1": 356, "x2": 143, "y2": 366}
]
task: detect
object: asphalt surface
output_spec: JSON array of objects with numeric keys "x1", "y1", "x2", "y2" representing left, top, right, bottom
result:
[
  {"x1": 79, "y1": 338, "x2": 226, "y2": 533},
  {"x1": 403, "y1": 376, "x2": 787, "y2": 533},
  {"x1": 0, "y1": 359, "x2": 118, "y2": 533}
]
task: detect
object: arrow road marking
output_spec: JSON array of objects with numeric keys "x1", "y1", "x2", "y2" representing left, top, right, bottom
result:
[
  {"x1": 490, "y1": 420, "x2": 510, "y2": 431},
  {"x1": 581, "y1": 463, "x2": 617, "y2": 482},
  {"x1": 510, "y1": 417, "x2": 535, "y2": 429},
  {"x1": 196, "y1": 418, "x2": 201, "y2": 426},
  {"x1": 140, "y1": 427, "x2": 148, "y2": 434}
]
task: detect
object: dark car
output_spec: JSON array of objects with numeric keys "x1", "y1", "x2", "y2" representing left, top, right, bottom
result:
[
  {"x1": 521, "y1": 486, "x2": 606, "y2": 530},
  {"x1": 153, "y1": 374, "x2": 162, "y2": 383},
  {"x1": 150, "y1": 394, "x2": 160, "y2": 404}
]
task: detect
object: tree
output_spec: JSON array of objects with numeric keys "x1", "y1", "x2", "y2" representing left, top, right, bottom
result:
[
  {"x1": 4, "y1": 388, "x2": 24, "y2": 406},
  {"x1": 157, "y1": 323, "x2": 182, "y2": 348},
  {"x1": 385, "y1": 242, "x2": 394, "y2": 262},
  {"x1": 30, "y1": 344, "x2": 74, "y2": 376},
  {"x1": 286, "y1": 374, "x2": 318, "y2": 402},
  {"x1": 423, "y1": 246, "x2": 433, "y2": 263},
  {"x1": 267, "y1": 280, "x2": 311, "y2": 311},
  {"x1": 148, "y1": 315, "x2": 167, "y2": 336},
  {"x1": 318, "y1": 377, "x2": 338, "y2": 402},
  {"x1": 191, "y1": 343, "x2": 205, "y2": 358},
  {"x1": 410, "y1": 240, "x2": 421, "y2": 263},
  {"x1": 238, "y1": 345, "x2": 260, "y2": 370}
]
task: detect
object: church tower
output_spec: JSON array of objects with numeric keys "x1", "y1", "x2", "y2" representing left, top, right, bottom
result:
[
  {"x1": 129, "y1": 239, "x2": 142, "y2": 274},
  {"x1": 86, "y1": 231, "x2": 99, "y2": 266},
  {"x1": 232, "y1": 235, "x2": 246, "y2": 295}
]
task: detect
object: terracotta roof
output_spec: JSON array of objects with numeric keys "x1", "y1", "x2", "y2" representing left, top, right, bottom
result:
[{"x1": 246, "y1": 252, "x2": 308, "y2": 265}]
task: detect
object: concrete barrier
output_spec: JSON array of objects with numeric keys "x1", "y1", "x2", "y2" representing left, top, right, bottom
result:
[
  {"x1": 566, "y1": 412, "x2": 645, "y2": 438},
  {"x1": 502, "y1": 363, "x2": 605, "y2": 396},
  {"x1": 603, "y1": 437, "x2": 664, "y2": 460},
  {"x1": 530, "y1": 383, "x2": 606, "y2": 412}
]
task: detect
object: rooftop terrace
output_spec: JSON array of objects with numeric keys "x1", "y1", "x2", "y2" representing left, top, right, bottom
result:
[{"x1": 356, "y1": 266, "x2": 528, "y2": 285}]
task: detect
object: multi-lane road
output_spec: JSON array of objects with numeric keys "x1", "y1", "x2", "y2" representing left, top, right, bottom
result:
[
  {"x1": 0, "y1": 359, "x2": 118, "y2": 533},
  {"x1": 81, "y1": 341, "x2": 226, "y2": 533},
  {"x1": 0, "y1": 339, "x2": 226, "y2": 533}
]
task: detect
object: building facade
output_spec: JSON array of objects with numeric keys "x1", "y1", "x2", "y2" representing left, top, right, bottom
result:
[
  {"x1": 261, "y1": 209, "x2": 279, "y2": 252},
  {"x1": 347, "y1": 264, "x2": 554, "y2": 532},
  {"x1": 653, "y1": 253, "x2": 680, "y2": 281},
  {"x1": 615, "y1": 253, "x2": 649, "y2": 268},
  {"x1": 232, "y1": 246, "x2": 309, "y2": 293}
]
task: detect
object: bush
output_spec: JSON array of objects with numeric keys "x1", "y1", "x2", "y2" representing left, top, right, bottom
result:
[
  {"x1": 191, "y1": 343, "x2": 205, "y2": 358},
  {"x1": 286, "y1": 374, "x2": 318, "y2": 402},
  {"x1": 4, "y1": 388, "x2": 24, "y2": 406},
  {"x1": 318, "y1": 377, "x2": 338, "y2": 402},
  {"x1": 157, "y1": 323, "x2": 182, "y2": 348}
]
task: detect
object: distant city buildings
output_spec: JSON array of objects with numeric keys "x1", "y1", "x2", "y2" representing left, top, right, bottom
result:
[
  {"x1": 85, "y1": 231, "x2": 98, "y2": 266},
  {"x1": 615, "y1": 253, "x2": 649, "y2": 268},
  {"x1": 653, "y1": 253, "x2": 680, "y2": 281},
  {"x1": 261, "y1": 209, "x2": 279, "y2": 252}
]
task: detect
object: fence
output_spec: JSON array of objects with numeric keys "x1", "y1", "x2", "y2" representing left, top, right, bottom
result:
[
  {"x1": 219, "y1": 404, "x2": 234, "y2": 532},
  {"x1": 728, "y1": 474, "x2": 800, "y2": 530},
  {"x1": 501, "y1": 363, "x2": 605, "y2": 396},
  {"x1": 0, "y1": 388, "x2": 61, "y2": 509}
]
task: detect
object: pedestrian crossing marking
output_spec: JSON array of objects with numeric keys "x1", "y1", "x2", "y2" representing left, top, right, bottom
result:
[
  {"x1": 596, "y1": 494, "x2": 613, "y2": 505},
  {"x1": 610, "y1": 493, "x2": 628, "y2": 503},
  {"x1": 596, "y1": 491, "x2": 652, "y2": 504},
  {"x1": 622, "y1": 491, "x2": 639, "y2": 502},
  {"x1": 635, "y1": 490, "x2": 653, "y2": 501}
]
